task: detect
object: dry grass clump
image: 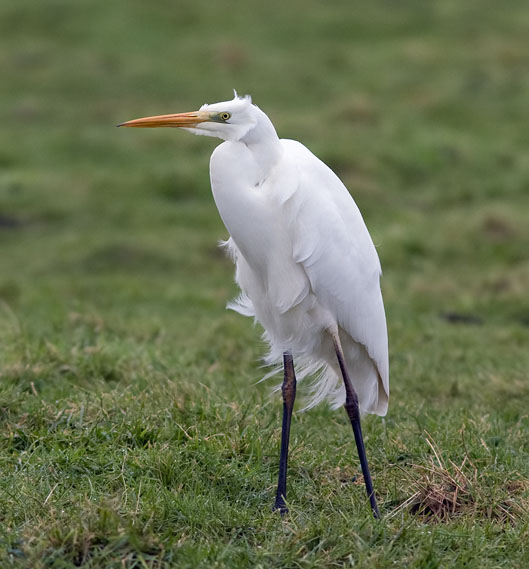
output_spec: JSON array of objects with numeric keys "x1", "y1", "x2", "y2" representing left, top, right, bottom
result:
[{"x1": 391, "y1": 434, "x2": 529, "y2": 523}]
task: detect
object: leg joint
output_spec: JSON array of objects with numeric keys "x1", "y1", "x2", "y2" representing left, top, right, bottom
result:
[
  {"x1": 282, "y1": 353, "x2": 297, "y2": 408},
  {"x1": 344, "y1": 390, "x2": 360, "y2": 422},
  {"x1": 282, "y1": 378, "x2": 296, "y2": 406}
]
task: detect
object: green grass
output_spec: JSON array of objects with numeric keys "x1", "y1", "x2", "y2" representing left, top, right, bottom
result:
[{"x1": 1, "y1": 0, "x2": 529, "y2": 566}]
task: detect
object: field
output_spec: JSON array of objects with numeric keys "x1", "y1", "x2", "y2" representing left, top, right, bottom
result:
[{"x1": 1, "y1": 1, "x2": 529, "y2": 567}]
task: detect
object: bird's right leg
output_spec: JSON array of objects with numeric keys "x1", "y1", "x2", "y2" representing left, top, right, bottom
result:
[
  {"x1": 332, "y1": 335, "x2": 380, "y2": 519},
  {"x1": 273, "y1": 352, "x2": 297, "y2": 514}
]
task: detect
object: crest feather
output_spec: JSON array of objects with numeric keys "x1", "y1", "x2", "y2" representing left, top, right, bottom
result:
[{"x1": 232, "y1": 89, "x2": 252, "y2": 104}]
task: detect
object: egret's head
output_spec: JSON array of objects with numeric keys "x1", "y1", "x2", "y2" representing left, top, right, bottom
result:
[{"x1": 119, "y1": 92, "x2": 263, "y2": 142}]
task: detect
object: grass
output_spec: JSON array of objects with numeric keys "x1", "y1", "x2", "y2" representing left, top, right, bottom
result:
[{"x1": 1, "y1": 0, "x2": 529, "y2": 566}]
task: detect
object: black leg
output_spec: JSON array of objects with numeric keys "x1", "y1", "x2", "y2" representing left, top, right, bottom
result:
[
  {"x1": 273, "y1": 352, "x2": 297, "y2": 514},
  {"x1": 333, "y1": 336, "x2": 380, "y2": 519}
]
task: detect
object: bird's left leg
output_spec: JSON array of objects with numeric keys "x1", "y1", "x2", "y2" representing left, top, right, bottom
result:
[
  {"x1": 273, "y1": 352, "x2": 297, "y2": 514},
  {"x1": 332, "y1": 334, "x2": 380, "y2": 519}
]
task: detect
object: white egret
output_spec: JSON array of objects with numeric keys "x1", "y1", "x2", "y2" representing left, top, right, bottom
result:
[{"x1": 119, "y1": 93, "x2": 389, "y2": 518}]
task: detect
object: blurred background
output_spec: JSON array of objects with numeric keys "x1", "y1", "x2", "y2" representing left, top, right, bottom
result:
[
  {"x1": 1, "y1": 0, "x2": 529, "y2": 564},
  {"x1": 0, "y1": 0, "x2": 529, "y2": 410},
  {"x1": 1, "y1": 0, "x2": 527, "y2": 382}
]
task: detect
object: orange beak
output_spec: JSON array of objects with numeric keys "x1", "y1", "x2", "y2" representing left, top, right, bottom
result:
[{"x1": 118, "y1": 110, "x2": 210, "y2": 128}]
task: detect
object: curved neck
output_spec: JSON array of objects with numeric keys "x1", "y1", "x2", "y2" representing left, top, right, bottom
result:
[{"x1": 240, "y1": 110, "x2": 283, "y2": 180}]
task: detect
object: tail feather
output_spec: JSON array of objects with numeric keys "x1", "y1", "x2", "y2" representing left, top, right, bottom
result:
[{"x1": 227, "y1": 299, "x2": 381, "y2": 414}]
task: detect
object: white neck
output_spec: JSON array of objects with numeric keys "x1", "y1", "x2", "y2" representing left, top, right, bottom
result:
[{"x1": 240, "y1": 109, "x2": 283, "y2": 181}]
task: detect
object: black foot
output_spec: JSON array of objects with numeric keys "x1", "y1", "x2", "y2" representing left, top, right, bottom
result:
[{"x1": 273, "y1": 498, "x2": 288, "y2": 516}]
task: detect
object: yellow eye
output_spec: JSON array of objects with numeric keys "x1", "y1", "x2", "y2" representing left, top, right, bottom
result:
[{"x1": 220, "y1": 112, "x2": 231, "y2": 121}]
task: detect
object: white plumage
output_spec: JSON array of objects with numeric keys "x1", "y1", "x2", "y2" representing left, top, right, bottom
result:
[
  {"x1": 120, "y1": 92, "x2": 388, "y2": 516},
  {"x1": 211, "y1": 127, "x2": 388, "y2": 416},
  {"x1": 120, "y1": 93, "x2": 389, "y2": 415}
]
